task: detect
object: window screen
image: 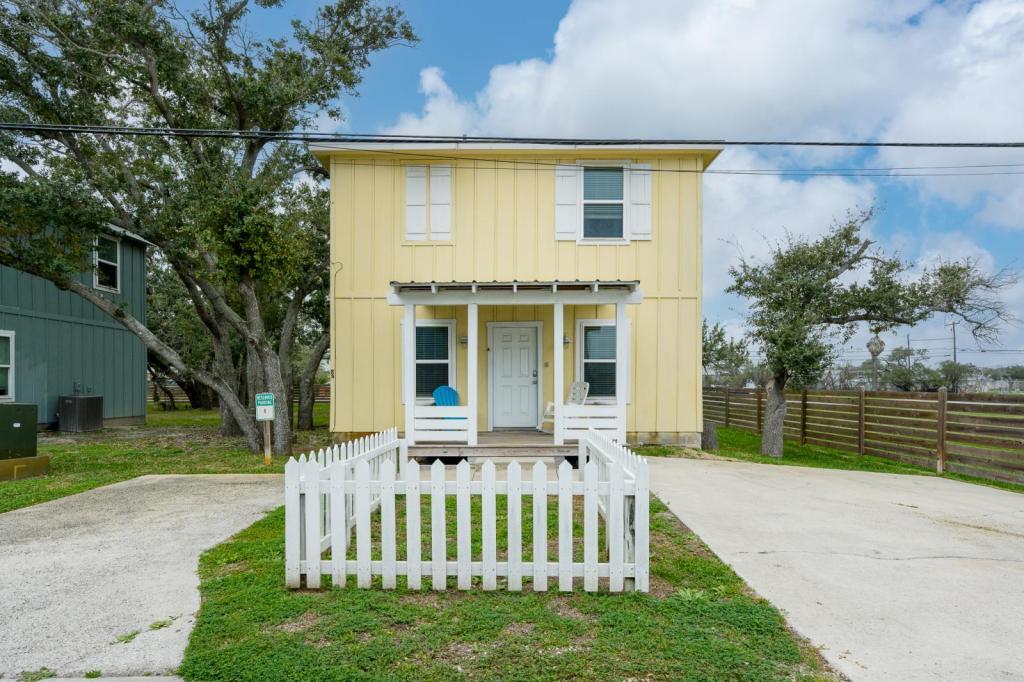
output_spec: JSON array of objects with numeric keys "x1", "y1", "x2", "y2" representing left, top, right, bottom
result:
[
  {"x1": 96, "y1": 236, "x2": 120, "y2": 291},
  {"x1": 582, "y1": 325, "x2": 616, "y2": 397},
  {"x1": 582, "y1": 167, "x2": 624, "y2": 239},
  {"x1": 416, "y1": 325, "x2": 451, "y2": 397}
]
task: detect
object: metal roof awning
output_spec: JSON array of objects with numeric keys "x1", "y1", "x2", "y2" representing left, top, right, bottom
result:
[{"x1": 387, "y1": 280, "x2": 643, "y2": 305}]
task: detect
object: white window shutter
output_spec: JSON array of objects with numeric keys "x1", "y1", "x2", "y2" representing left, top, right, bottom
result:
[
  {"x1": 555, "y1": 164, "x2": 580, "y2": 240},
  {"x1": 628, "y1": 163, "x2": 652, "y2": 240},
  {"x1": 405, "y1": 165, "x2": 427, "y2": 241},
  {"x1": 429, "y1": 165, "x2": 452, "y2": 240}
]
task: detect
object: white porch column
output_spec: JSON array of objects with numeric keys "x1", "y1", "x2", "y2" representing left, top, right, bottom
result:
[
  {"x1": 553, "y1": 302, "x2": 564, "y2": 445},
  {"x1": 467, "y1": 302, "x2": 478, "y2": 446},
  {"x1": 615, "y1": 301, "x2": 629, "y2": 443},
  {"x1": 403, "y1": 303, "x2": 416, "y2": 445}
]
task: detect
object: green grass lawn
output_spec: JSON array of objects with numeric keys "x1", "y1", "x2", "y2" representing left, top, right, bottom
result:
[
  {"x1": 0, "y1": 404, "x2": 333, "y2": 514},
  {"x1": 180, "y1": 498, "x2": 836, "y2": 681},
  {"x1": 4, "y1": 404, "x2": 841, "y2": 679},
  {"x1": 638, "y1": 426, "x2": 1024, "y2": 495}
]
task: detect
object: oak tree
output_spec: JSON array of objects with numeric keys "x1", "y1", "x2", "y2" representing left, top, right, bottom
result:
[
  {"x1": 0, "y1": 0, "x2": 414, "y2": 452},
  {"x1": 728, "y1": 209, "x2": 1016, "y2": 457}
]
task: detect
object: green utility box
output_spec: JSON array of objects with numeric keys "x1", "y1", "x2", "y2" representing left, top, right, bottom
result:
[{"x1": 0, "y1": 403, "x2": 48, "y2": 481}]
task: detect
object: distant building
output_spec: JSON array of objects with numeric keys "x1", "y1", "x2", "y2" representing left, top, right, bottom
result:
[{"x1": 0, "y1": 228, "x2": 148, "y2": 427}]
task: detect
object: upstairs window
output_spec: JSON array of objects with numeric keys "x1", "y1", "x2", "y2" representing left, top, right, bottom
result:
[
  {"x1": 94, "y1": 235, "x2": 121, "y2": 292},
  {"x1": 415, "y1": 320, "x2": 456, "y2": 399},
  {"x1": 0, "y1": 331, "x2": 13, "y2": 402},
  {"x1": 582, "y1": 166, "x2": 624, "y2": 239},
  {"x1": 405, "y1": 165, "x2": 452, "y2": 241},
  {"x1": 555, "y1": 162, "x2": 651, "y2": 241}
]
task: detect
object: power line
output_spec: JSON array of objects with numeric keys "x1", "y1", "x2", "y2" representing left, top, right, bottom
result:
[
  {"x1": 5, "y1": 123, "x2": 1024, "y2": 178},
  {"x1": 10, "y1": 122, "x2": 1024, "y2": 146}
]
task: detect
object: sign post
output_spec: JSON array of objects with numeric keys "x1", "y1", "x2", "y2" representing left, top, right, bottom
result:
[{"x1": 255, "y1": 392, "x2": 276, "y2": 466}]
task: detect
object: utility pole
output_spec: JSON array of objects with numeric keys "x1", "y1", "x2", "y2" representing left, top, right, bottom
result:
[{"x1": 946, "y1": 320, "x2": 959, "y2": 393}]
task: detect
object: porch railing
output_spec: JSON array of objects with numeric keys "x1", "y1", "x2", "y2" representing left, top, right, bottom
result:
[
  {"x1": 559, "y1": 403, "x2": 626, "y2": 443},
  {"x1": 411, "y1": 405, "x2": 473, "y2": 443}
]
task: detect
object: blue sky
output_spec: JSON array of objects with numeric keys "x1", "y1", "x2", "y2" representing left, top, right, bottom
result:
[{"x1": 241, "y1": 0, "x2": 1023, "y2": 367}]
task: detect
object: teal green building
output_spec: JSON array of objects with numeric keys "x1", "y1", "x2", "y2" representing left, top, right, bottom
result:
[{"x1": 0, "y1": 229, "x2": 148, "y2": 426}]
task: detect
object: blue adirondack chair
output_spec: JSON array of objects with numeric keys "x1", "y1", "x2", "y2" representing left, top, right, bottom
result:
[{"x1": 432, "y1": 386, "x2": 467, "y2": 419}]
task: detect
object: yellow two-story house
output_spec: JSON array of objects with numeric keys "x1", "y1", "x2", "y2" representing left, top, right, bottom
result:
[{"x1": 312, "y1": 142, "x2": 720, "y2": 447}]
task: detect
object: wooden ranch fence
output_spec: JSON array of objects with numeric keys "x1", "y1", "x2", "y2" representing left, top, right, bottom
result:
[
  {"x1": 703, "y1": 387, "x2": 1024, "y2": 484},
  {"x1": 147, "y1": 382, "x2": 331, "y2": 403},
  {"x1": 284, "y1": 428, "x2": 650, "y2": 593}
]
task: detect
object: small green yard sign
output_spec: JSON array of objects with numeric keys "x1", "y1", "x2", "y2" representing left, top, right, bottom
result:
[{"x1": 255, "y1": 393, "x2": 275, "y2": 422}]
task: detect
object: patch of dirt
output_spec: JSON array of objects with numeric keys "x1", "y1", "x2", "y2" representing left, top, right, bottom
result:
[
  {"x1": 652, "y1": 509, "x2": 718, "y2": 562},
  {"x1": 213, "y1": 561, "x2": 249, "y2": 576},
  {"x1": 276, "y1": 612, "x2": 322, "y2": 634},
  {"x1": 400, "y1": 592, "x2": 442, "y2": 608},
  {"x1": 646, "y1": 574, "x2": 676, "y2": 599},
  {"x1": 502, "y1": 621, "x2": 535, "y2": 636},
  {"x1": 440, "y1": 640, "x2": 482, "y2": 668},
  {"x1": 684, "y1": 447, "x2": 735, "y2": 460},
  {"x1": 306, "y1": 635, "x2": 332, "y2": 648},
  {"x1": 548, "y1": 598, "x2": 594, "y2": 622},
  {"x1": 546, "y1": 633, "x2": 595, "y2": 656}
]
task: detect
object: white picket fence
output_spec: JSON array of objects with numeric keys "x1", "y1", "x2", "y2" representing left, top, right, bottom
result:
[{"x1": 284, "y1": 428, "x2": 649, "y2": 593}]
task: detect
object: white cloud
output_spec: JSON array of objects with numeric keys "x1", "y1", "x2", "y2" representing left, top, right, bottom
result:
[
  {"x1": 702, "y1": 148, "x2": 876, "y2": 301},
  {"x1": 876, "y1": 0, "x2": 1024, "y2": 229},
  {"x1": 384, "y1": 0, "x2": 1024, "y2": 363},
  {"x1": 386, "y1": 0, "x2": 963, "y2": 140},
  {"x1": 386, "y1": 67, "x2": 479, "y2": 136}
]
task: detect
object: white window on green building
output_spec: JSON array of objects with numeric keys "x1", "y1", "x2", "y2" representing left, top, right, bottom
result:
[
  {"x1": 95, "y1": 235, "x2": 121, "y2": 292},
  {"x1": 0, "y1": 331, "x2": 13, "y2": 402}
]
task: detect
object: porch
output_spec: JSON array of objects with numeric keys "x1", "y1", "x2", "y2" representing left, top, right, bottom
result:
[
  {"x1": 390, "y1": 280, "x2": 642, "y2": 448},
  {"x1": 409, "y1": 429, "x2": 576, "y2": 463}
]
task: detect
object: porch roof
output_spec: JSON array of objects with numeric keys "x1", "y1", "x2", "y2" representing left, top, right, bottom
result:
[{"x1": 387, "y1": 279, "x2": 642, "y2": 305}]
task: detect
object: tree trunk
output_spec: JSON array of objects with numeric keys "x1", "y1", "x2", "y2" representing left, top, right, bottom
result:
[
  {"x1": 761, "y1": 377, "x2": 787, "y2": 457},
  {"x1": 263, "y1": 351, "x2": 294, "y2": 456},
  {"x1": 701, "y1": 420, "x2": 718, "y2": 451},
  {"x1": 158, "y1": 381, "x2": 178, "y2": 410},
  {"x1": 59, "y1": 277, "x2": 263, "y2": 451},
  {"x1": 179, "y1": 379, "x2": 214, "y2": 410},
  {"x1": 297, "y1": 332, "x2": 329, "y2": 431}
]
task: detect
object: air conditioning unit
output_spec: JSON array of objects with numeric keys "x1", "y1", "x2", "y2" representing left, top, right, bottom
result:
[{"x1": 58, "y1": 395, "x2": 104, "y2": 433}]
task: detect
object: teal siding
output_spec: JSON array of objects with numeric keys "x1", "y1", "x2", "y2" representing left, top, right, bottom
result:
[{"x1": 0, "y1": 238, "x2": 147, "y2": 425}]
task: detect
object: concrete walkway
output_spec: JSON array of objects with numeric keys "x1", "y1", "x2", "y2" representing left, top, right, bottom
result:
[
  {"x1": 0, "y1": 475, "x2": 281, "y2": 679},
  {"x1": 649, "y1": 458, "x2": 1024, "y2": 681}
]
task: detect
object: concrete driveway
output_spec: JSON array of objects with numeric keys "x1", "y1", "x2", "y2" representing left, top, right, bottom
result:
[
  {"x1": 650, "y1": 458, "x2": 1024, "y2": 681},
  {"x1": 0, "y1": 474, "x2": 281, "y2": 678}
]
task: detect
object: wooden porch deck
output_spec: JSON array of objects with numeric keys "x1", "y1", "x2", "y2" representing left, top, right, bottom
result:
[{"x1": 409, "y1": 428, "x2": 578, "y2": 463}]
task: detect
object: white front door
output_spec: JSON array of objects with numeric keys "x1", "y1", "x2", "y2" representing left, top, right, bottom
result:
[{"x1": 491, "y1": 325, "x2": 539, "y2": 428}]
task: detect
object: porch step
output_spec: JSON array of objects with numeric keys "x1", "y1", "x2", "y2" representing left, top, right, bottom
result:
[{"x1": 410, "y1": 444, "x2": 578, "y2": 466}]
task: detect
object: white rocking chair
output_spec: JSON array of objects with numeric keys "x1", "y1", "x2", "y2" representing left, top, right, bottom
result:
[{"x1": 538, "y1": 381, "x2": 589, "y2": 432}]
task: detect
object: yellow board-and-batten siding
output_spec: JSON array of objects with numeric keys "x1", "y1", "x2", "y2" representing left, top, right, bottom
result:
[{"x1": 320, "y1": 145, "x2": 716, "y2": 442}]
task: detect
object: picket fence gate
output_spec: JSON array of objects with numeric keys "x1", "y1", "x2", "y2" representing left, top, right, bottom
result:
[{"x1": 284, "y1": 428, "x2": 649, "y2": 593}]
